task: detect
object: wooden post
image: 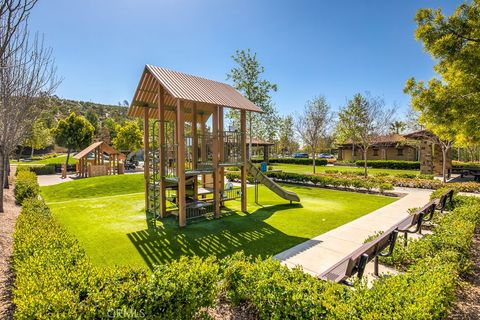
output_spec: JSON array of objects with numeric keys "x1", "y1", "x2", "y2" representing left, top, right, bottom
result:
[
  {"x1": 212, "y1": 106, "x2": 221, "y2": 218},
  {"x1": 144, "y1": 108, "x2": 150, "y2": 212},
  {"x1": 240, "y1": 110, "x2": 247, "y2": 213},
  {"x1": 200, "y1": 116, "x2": 207, "y2": 188},
  {"x1": 176, "y1": 99, "x2": 186, "y2": 227},
  {"x1": 218, "y1": 106, "x2": 224, "y2": 197},
  {"x1": 192, "y1": 103, "x2": 198, "y2": 199},
  {"x1": 158, "y1": 85, "x2": 167, "y2": 217}
]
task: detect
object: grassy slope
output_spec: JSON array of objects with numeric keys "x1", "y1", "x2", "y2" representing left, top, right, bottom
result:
[
  {"x1": 42, "y1": 174, "x2": 396, "y2": 270},
  {"x1": 12, "y1": 154, "x2": 77, "y2": 165},
  {"x1": 271, "y1": 163, "x2": 420, "y2": 176}
]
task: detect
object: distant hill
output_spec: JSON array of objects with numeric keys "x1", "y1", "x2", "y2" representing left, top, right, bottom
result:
[{"x1": 42, "y1": 97, "x2": 130, "y2": 127}]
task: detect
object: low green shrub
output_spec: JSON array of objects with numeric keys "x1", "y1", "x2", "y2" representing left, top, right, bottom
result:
[
  {"x1": 14, "y1": 171, "x2": 39, "y2": 204},
  {"x1": 15, "y1": 164, "x2": 56, "y2": 175},
  {"x1": 13, "y1": 196, "x2": 221, "y2": 319},
  {"x1": 453, "y1": 161, "x2": 480, "y2": 169},
  {"x1": 253, "y1": 157, "x2": 328, "y2": 166},
  {"x1": 355, "y1": 160, "x2": 420, "y2": 170}
]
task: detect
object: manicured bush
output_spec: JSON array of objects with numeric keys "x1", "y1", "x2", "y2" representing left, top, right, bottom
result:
[
  {"x1": 15, "y1": 164, "x2": 56, "y2": 175},
  {"x1": 453, "y1": 161, "x2": 480, "y2": 169},
  {"x1": 14, "y1": 171, "x2": 39, "y2": 204},
  {"x1": 13, "y1": 196, "x2": 221, "y2": 319},
  {"x1": 355, "y1": 160, "x2": 420, "y2": 170},
  {"x1": 253, "y1": 157, "x2": 328, "y2": 166},
  {"x1": 221, "y1": 252, "x2": 346, "y2": 319}
]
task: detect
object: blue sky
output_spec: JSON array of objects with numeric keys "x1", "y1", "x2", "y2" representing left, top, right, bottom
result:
[{"x1": 29, "y1": 0, "x2": 460, "y2": 118}]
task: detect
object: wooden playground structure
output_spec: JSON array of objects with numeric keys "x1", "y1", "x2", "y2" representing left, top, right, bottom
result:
[
  {"x1": 128, "y1": 65, "x2": 299, "y2": 227},
  {"x1": 74, "y1": 141, "x2": 125, "y2": 177}
]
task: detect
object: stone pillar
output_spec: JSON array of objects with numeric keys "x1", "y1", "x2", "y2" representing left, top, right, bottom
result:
[{"x1": 419, "y1": 140, "x2": 433, "y2": 175}]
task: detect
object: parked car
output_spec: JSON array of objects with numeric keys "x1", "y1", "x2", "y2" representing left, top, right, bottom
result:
[
  {"x1": 293, "y1": 153, "x2": 309, "y2": 158},
  {"x1": 319, "y1": 153, "x2": 335, "y2": 159}
]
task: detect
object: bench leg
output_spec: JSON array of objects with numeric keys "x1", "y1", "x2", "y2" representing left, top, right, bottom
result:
[
  {"x1": 374, "y1": 256, "x2": 379, "y2": 277},
  {"x1": 404, "y1": 232, "x2": 408, "y2": 247}
]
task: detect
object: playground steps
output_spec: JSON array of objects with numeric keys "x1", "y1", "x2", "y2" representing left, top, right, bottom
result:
[{"x1": 247, "y1": 161, "x2": 300, "y2": 203}]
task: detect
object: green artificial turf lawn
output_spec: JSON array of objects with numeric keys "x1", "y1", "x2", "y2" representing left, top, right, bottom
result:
[
  {"x1": 42, "y1": 174, "x2": 396, "y2": 270},
  {"x1": 271, "y1": 163, "x2": 420, "y2": 176}
]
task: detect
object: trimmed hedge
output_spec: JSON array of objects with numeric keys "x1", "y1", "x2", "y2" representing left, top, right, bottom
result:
[
  {"x1": 15, "y1": 164, "x2": 56, "y2": 175},
  {"x1": 252, "y1": 157, "x2": 328, "y2": 166},
  {"x1": 453, "y1": 161, "x2": 480, "y2": 169},
  {"x1": 13, "y1": 197, "x2": 220, "y2": 319},
  {"x1": 355, "y1": 160, "x2": 420, "y2": 170},
  {"x1": 14, "y1": 171, "x2": 39, "y2": 204}
]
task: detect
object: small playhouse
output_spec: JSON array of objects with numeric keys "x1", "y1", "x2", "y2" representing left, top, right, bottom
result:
[
  {"x1": 127, "y1": 65, "x2": 299, "y2": 227},
  {"x1": 74, "y1": 141, "x2": 125, "y2": 177}
]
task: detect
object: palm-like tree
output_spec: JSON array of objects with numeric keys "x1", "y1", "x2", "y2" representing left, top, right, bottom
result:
[{"x1": 390, "y1": 121, "x2": 406, "y2": 134}]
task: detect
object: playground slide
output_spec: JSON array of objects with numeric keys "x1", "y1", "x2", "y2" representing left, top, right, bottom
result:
[{"x1": 247, "y1": 161, "x2": 300, "y2": 203}]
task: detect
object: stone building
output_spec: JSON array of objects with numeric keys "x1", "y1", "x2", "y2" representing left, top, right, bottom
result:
[{"x1": 337, "y1": 134, "x2": 419, "y2": 162}]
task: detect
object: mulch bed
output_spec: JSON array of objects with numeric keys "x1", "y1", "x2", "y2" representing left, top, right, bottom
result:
[
  {"x1": 448, "y1": 227, "x2": 480, "y2": 319},
  {"x1": 0, "y1": 184, "x2": 20, "y2": 320}
]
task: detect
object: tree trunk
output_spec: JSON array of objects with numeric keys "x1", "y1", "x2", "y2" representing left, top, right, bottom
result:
[
  {"x1": 66, "y1": 148, "x2": 71, "y2": 167},
  {"x1": 4, "y1": 156, "x2": 9, "y2": 189},
  {"x1": 0, "y1": 151, "x2": 5, "y2": 213},
  {"x1": 363, "y1": 149, "x2": 368, "y2": 177},
  {"x1": 17, "y1": 146, "x2": 24, "y2": 161},
  {"x1": 352, "y1": 144, "x2": 355, "y2": 160},
  {"x1": 312, "y1": 149, "x2": 316, "y2": 174},
  {"x1": 31, "y1": 147, "x2": 34, "y2": 159},
  {"x1": 442, "y1": 147, "x2": 448, "y2": 183}
]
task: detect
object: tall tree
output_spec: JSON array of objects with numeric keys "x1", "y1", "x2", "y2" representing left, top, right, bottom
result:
[
  {"x1": 404, "y1": 1, "x2": 480, "y2": 180},
  {"x1": 277, "y1": 115, "x2": 298, "y2": 157},
  {"x1": 52, "y1": 113, "x2": 94, "y2": 166},
  {"x1": 226, "y1": 49, "x2": 279, "y2": 157},
  {"x1": 295, "y1": 96, "x2": 333, "y2": 174},
  {"x1": 405, "y1": 1, "x2": 480, "y2": 148},
  {"x1": 23, "y1": 120, "x2": 52, "y2": 157},
  {"x1": 112, "y1": 120, "x2": 143, "y2": 153},
  {"x1": 336, "y1": 93, "x2": 394, "y2": 177},
  {"x1": 389, "y1": 120, "x2": 406, "y2": 134},
  {"x1": 0, "y1": 0, "x2": 59, "y2": 212},
  {"x1": 85, "y1": 109, "x2": 99, "y2": 134}
]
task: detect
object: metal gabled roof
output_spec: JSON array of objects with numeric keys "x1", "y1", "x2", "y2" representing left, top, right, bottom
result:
[{"x1": 128, "y1": 65, "x2": 262, "y2": 120}]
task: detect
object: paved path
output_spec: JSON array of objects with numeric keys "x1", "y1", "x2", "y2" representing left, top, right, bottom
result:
[{"x1": 274, "y1": 187, "x2": 432, "y2": 277}]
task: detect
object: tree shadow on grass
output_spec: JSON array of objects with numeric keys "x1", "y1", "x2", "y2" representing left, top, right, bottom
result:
[{"x1": 126, "y1": 203, "x2": 314, "y2": 270}]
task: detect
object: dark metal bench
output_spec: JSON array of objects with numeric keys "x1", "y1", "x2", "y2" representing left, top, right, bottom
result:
[
  {"x1": 319, "y1": 227, "x2": 399, "y2": 284},
  {"x1": 435, "y1": 189, "x2": 454, "y2": 213},
  {"x1": 397, "y1": 201, "x2": 436, "y2": 246}
]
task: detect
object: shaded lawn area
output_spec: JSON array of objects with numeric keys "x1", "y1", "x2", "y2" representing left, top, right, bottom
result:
[
  {"x1": 271, "y1": 163, "x2": 420, "y2": 176},
  {"x1": 42, "y1": 175, "x2": 396, "y2": 270}
]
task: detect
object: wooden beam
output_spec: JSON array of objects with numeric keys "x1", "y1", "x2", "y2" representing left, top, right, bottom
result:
[
  {"x1": 212, "y1": 106, "x2": 221, "y2": 218},
  {"x1": 158, "y1": 85, "x2": 167, "y2": 217},
  {"x1": 240, "y1": 110, "x2": 247, "y2": 212},
  {"x1": 144, "y1": 108, "x2": 150, "y2": 212},
  {"x1": 176, "y1": 99, "x2": 186, "y2": 227}
]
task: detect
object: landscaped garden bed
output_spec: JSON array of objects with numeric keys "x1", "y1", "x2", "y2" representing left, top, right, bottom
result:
[{"x1": 12, "y1": 172, "x2": 480, "y2": 319}]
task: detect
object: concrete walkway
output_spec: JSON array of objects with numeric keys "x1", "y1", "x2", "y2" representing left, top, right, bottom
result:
[{"x1": 274, "y1": 187, "x2": 432, "y2": 277}]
